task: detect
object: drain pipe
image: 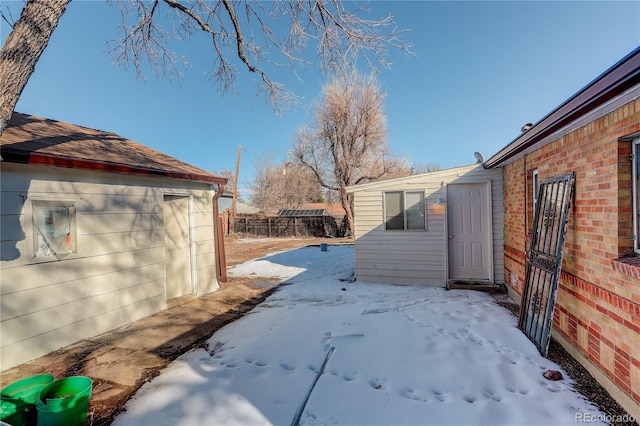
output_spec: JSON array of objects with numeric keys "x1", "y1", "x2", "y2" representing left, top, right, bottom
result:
[{"x1": 212, "y1": 183, "x2": 227, "y2": 283}]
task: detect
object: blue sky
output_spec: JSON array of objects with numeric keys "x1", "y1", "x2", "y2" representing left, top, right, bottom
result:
[{"x1": 2, "y1": 1, "x2": 639, "y2": 196}]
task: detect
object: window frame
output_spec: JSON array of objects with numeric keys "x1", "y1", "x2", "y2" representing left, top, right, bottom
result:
[
  {"x1": 532, "y1": 169, "x2": 539, "y2": 214},
  {"x1": 32, "y1": 200, "x2": 77, "y2": 259},
  {"x1": 633, "y1": 138, "x2": 640, "y2": 253},
  {"x1": 526, "y1": 168, "x2": 539, "y2": 235},
  {"x1": 383, "y1": 190, "x2": 426, "y2": 231}
]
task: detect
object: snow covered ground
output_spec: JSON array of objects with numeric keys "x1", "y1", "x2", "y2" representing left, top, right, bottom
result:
[{"x1": 113, "y1": 244, "x2": 604, "y2": 426}]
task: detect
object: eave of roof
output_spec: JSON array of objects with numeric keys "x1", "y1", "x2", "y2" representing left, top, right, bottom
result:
[
  {"x1": 346, "y1": 163, "x2": 480, "y2": 193},
  {"x1": 1, "y1": 149, "x2": 226, "y2": 184},
  {"x1": 1, "y1": 113, "x2": 227, "y2": 185},
  {"x1": 483, "y1": 46, "x2": 640, "y2": 169}
]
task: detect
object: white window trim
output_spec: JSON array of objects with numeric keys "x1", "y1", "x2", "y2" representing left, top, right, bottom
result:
[
  {"x1": 532, "y1": 169, "x2": 539, "y2": 215},
  {"x1": 31, "y1": 199, "x2": 78, "y2": 261},
  {"x1": 633, "y1": 138, "x2": 640, "y2": 253},
  {"x1": 383, "y1": 190, "x2": 426, "y2": 231}
]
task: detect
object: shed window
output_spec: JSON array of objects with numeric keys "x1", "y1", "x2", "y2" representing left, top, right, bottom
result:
[
  {"x1": 33, "y1": 201, "x2": 76, "y2": 258},
  {"x1": 384, "y1": 191, "x2": 425, "y2": 231},
  {"x1": 633, "y1": 138, "x2": 640, "y2": 253}
]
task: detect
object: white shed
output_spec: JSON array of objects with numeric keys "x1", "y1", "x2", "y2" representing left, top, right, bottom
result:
[
  {"x1": 346, "y1": 164, "x2": 504, "y2": 286},
  {"x1": 0, "y1": 113, "x2": 227, "y2": 371}
]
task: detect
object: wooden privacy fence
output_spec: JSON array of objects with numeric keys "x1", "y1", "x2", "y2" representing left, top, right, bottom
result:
[{"x1": 221, "y1": 212, "x2": 346, "y2": 238}]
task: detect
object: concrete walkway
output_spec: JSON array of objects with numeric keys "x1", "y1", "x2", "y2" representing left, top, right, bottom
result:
[{"x1": 0, "y1": 282, "x2": 276, "y2": 425}]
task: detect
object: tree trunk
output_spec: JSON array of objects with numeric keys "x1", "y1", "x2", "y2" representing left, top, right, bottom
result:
[
  {"x1": 0, "y1": 0, "x2": 71, "y2": 135},
  {"x1": 339, "y1": 191, "x2": 355, "y2": 238}
]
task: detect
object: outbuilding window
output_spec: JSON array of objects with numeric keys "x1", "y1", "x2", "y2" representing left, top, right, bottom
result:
[
  {"x1": 33, "y1": 201, "x2": 76, "y2": 258},
  {"x1": 384, "y1": 191, "x2": 425, "y2": 231}
]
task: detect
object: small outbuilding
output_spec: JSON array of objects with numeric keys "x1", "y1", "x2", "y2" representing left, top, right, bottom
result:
[
  {"x1": 0, "y1": 113, "x2": 227, "y2": 371},
  {"x1": 347, "y1": 164, "x2": 504, "y2": 286},
  {"x1": 348, "y1": 46, "x2": 640, "y2": 419}
]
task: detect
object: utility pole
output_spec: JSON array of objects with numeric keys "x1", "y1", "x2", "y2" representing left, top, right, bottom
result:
[{"x1": 231, "y1": 145, "x2": 241, "y2": 233}]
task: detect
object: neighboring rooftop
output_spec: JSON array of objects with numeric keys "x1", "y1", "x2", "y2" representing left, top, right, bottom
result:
[
  {"x1": 278, "y1": 209, "x2": 328, "y2": 217},
  {"x1": 0, "y1": 112, "x2": 225, "y2": 184},
  {"x1": 299, "y1": 203, "x2": 346, "y2": 216}
]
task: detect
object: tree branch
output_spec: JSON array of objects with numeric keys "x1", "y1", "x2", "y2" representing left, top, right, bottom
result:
[{"x1": 219, "y1": 0, "x2": 256, "y2": 73}]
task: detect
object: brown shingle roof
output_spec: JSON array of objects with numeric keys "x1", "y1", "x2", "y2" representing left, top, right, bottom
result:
[
  {"x1": 0, "y1": 112, "x2": 226, "y2": 184},
  {"x1": 300, "y1": 203, "x2": 346, "y2": 215}
]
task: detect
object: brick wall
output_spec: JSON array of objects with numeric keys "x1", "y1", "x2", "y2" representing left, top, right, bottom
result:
[{"x1": 502, "y1": 98, "x2": 640, "y2": 416}]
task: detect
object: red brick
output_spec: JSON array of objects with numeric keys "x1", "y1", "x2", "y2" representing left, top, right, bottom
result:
[{"x1": 502, "y1": 99, "x2": 640, "y2": 408}]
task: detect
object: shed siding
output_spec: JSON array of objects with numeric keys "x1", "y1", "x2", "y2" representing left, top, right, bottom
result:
[
  {"x1": 502, "y1": 97, "x2": 640, "y2": 417},
  {"x1": 0, "y1": 163, "x2": 218, "y2": 370},
  {"x1": 351, "y1": 165, "x2": 504, "y2": 286}
]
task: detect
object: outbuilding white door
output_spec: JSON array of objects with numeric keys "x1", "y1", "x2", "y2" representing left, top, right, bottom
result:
[
  {"x1": 164, "y1": 195, "x2": 193, "y2": 300},
  {"x1": 447, "y1": 183, "x2": 491, "y2": 281}
]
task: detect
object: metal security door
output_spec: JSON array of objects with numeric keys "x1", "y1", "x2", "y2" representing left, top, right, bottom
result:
[{"x1": 518, "y1": 172, "x2": 575, "y2": 356}]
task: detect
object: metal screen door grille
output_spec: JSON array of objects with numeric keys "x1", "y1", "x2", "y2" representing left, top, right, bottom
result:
[{"x1": 518, "y1": 172, "x2": 575, "y2": 356}]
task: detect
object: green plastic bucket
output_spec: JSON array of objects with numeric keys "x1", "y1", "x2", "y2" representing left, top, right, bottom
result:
[
  {"x1": 36, "y1": 376, "x2": 92, "y2": 426},
  {"x1": 1, "y1": 374, "x2": 55, "y2": 426}
]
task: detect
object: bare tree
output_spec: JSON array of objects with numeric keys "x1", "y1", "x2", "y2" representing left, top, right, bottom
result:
[
  {"x1": 212, "y1": 168, "x2": 242, "y2": 201},
  {"x1": 281, "y1": 161, "x2": 325, "y2": 209},
  {"x1": 249, "y1": 156, "x2": 324, "y2": 214},
  {"x1": 412, "y1": 162, "x2": 442, "y2": 174},
  {"x1": 0, "y1": 0, "x2": 412, "y2": 135},
  {"x1": 291, "y1": 70, "x2": 410, "y2": 236}
]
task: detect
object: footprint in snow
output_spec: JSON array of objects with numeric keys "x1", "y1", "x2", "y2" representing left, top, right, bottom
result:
[
  {"x1": 342, "y1": 372, "x2": 357, "y2": 382},
  {"x1": 401, "y1": 388, "x2": 429, "y2": 403},
  {"x1": 538, "y1": 380, "x2": 561, "y2": 393},
  {"x1": 463, "y1": 394, "x2": 477, "y2": 403},
  {"x1": 505, "y1": 384, "x2": 529, "y2": 394},
  {"x1": 431, "y1": 389, "x2": 451, "y2": 402},
  {"x1": 482, "y1": 389, "x2": 503, "y2": 402},
  {"x1": 368, "y1": 378, "x2": 388, "y2": 390},
  {"x1": 279, "y1": 361, "x2": 295, "y2": 371}
]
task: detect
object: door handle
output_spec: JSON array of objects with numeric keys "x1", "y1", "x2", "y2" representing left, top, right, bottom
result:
[{"x1": 448, "y1": 234, "x2": 453, "y2": 239}]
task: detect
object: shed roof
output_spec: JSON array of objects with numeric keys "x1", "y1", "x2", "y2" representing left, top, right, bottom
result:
[
  {"x1": 0, "y1": 112, "x2": 226, "y2": 184},
  {"x1": 484, "y1": 46, "x2": 640, "y2": 169},
  {"x1": 346, "y1": 163, "x2": 480, "y2": 193}
]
